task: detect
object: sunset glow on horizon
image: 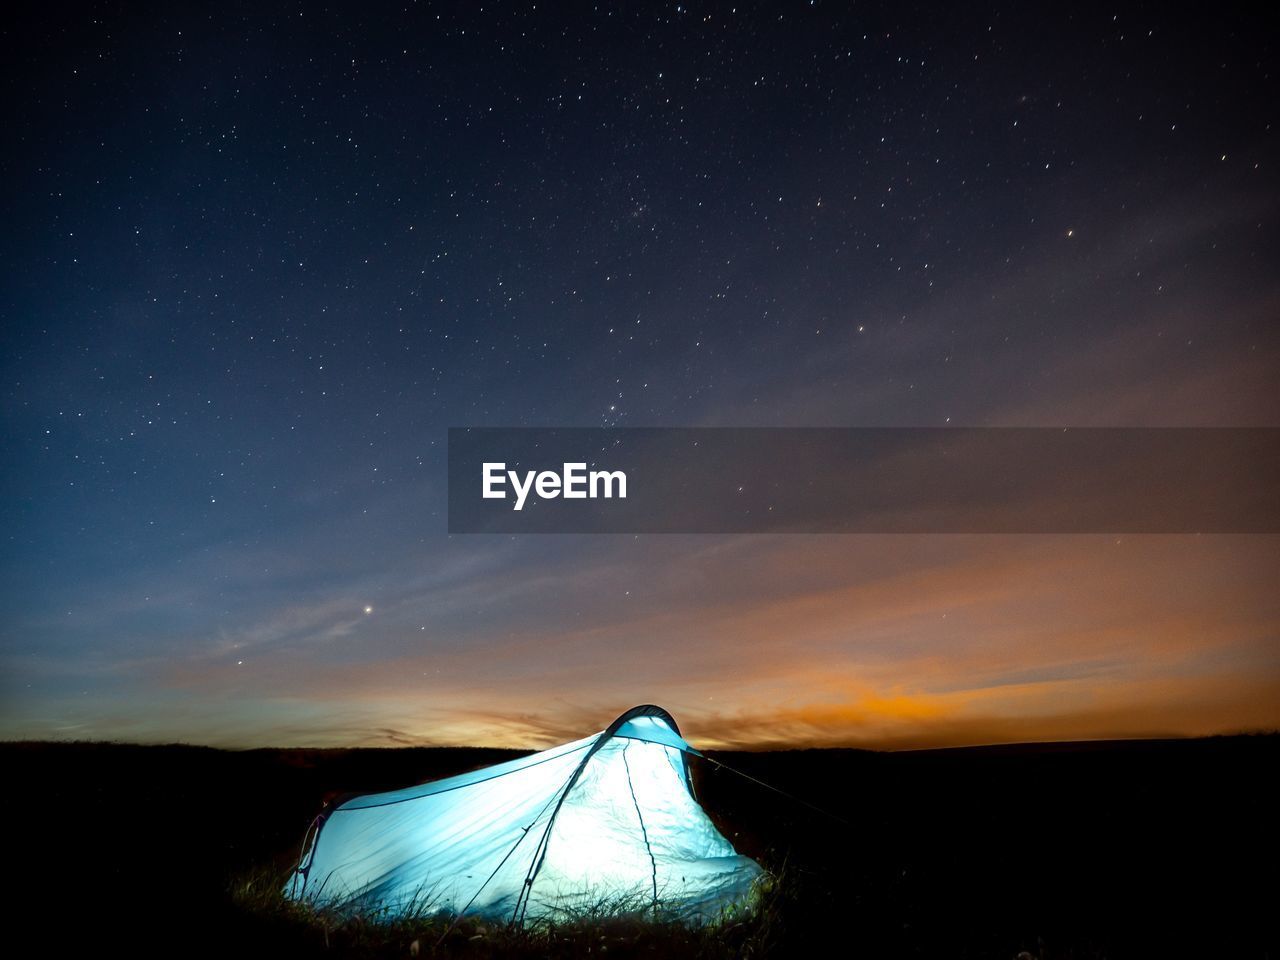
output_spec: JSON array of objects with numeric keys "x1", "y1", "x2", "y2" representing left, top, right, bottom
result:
[{"x1": 6, "y1": 532, "x2": 1276, "y2": 751}]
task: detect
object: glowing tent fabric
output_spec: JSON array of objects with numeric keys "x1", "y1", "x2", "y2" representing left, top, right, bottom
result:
[{"x1": 283, "y1": 706, "x2": 764, "y2": 925}]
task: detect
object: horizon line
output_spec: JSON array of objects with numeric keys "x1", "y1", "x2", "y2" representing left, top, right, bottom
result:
[{"x1": 4, "y1": 729, "x2": 1276, "y2": 755}]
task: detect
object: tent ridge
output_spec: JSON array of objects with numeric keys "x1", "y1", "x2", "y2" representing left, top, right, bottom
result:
[{"x1": 337, "y1": 739, "x2": 593, "y2": 811}]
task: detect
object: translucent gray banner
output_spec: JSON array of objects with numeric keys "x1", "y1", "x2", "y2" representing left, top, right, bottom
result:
[{"x1": 447, "y1": 428, "x2": 1280, "y2": 534}]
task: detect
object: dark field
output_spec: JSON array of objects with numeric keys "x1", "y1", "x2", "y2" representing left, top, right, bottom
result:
[{"x1": 5, "y1": 735, "x2": 1276, "y2": 958}]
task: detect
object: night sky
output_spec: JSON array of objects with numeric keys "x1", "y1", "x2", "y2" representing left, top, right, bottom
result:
[{"x1": 3, "y1": 3, "x2": 1277, "y2": 749}]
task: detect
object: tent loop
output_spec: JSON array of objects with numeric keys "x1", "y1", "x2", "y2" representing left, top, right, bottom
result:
[{"x1": 287, "y1": 813, "x2": 325, "y2": 894}]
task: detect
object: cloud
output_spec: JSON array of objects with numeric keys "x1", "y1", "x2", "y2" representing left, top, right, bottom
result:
[{"x1": 19, "y1": 531, "x2": 1262, "y2": 750}]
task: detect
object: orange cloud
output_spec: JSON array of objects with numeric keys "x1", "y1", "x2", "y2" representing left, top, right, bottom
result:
[{"x1": 13, "y1": 533, "x2": 1274, "y2": 751}]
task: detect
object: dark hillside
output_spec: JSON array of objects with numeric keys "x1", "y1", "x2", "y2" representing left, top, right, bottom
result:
[{"x1": 5, "y1": 736, "x2": 1275, "y2": 958}]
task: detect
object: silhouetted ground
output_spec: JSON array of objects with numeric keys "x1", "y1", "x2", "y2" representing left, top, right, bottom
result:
[{"x1": 5, "y1": 735, "x2": 1276, "y2": 958}]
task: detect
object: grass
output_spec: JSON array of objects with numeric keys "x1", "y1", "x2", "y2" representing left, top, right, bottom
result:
[{"x1": 231, "y1": 861, "x2": 787, "y2": 959}]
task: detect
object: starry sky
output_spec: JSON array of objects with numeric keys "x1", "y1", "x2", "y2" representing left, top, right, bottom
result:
[{"x1": 2, "y1": 2, "x2": 1277, "y2": 749}]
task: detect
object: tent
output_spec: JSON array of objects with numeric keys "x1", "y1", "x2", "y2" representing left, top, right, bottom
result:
[{"x1": 283, "y1": 705, "x2": 765, "y2": 925}]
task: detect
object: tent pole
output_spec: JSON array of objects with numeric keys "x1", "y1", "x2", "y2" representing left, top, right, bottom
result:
[{"x1": 434, "y1": 755, "x2": 583, "y2": 948}]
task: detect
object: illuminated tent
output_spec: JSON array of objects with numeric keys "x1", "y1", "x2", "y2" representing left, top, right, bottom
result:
[{"x1": 283, "y1": 705, "x2": 764, "y2": 925}]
